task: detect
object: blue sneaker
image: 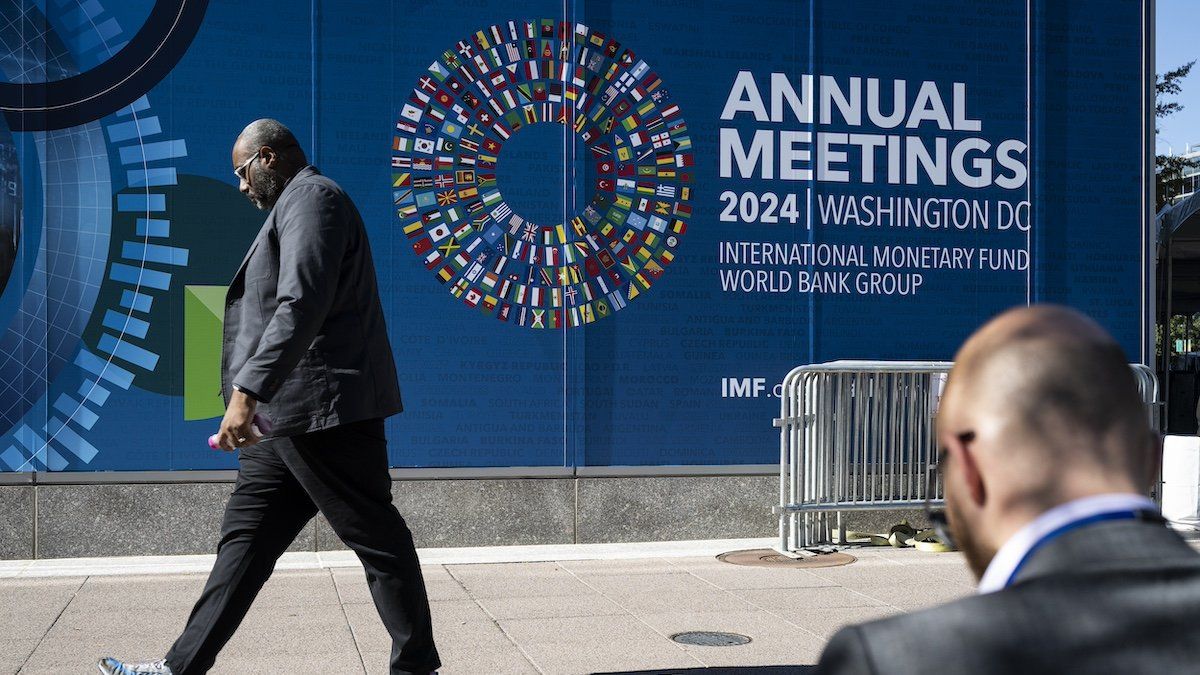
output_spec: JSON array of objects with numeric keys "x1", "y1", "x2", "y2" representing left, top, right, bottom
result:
[{"x1": 97, "y1": 657, "x2": 173, "y2": 675}]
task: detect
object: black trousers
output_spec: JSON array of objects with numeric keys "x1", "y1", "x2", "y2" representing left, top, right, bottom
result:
[{"x1": 164, "y1": 418, "x2": 440, "y2": 674}]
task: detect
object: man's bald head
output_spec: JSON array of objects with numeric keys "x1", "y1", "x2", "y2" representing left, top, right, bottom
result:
[
  {"x1": 941, "y1": 305, "x2": 1152, "y2": 493},
  {"x1": 235, "y1": 119, "x2": 304, "y2": 161},
  {"x1": 232, "y1": 119, "x2": 307, "y2": 210},
  {"x1": 937, "y1": 305, "x2": 1158, "y2": 577}
]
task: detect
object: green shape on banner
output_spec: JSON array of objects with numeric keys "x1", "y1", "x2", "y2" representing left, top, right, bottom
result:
[{"x1": 184, "y1": 285, "x2": 227, "y2": 421}]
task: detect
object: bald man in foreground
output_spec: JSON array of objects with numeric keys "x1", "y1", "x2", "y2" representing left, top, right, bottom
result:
[{"x1": 814, "y1": 305, "x2": 1200, "y2": 674}]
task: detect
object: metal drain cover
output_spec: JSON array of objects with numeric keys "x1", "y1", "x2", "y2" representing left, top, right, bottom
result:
[
  {"x1": 717, "y1": 548, "x2": 856, "y2": 568},
  {"x1": 671, "y1": 631, "x2": 752, "y2": 647}
]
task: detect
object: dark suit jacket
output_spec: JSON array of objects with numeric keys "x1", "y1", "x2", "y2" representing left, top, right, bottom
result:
[
  {"x1": 814, "y1": 519, "x2": 1200, "y2": 674},
  {"x1": 221, "y1": 166, "x2": 402, "y2": 438}
]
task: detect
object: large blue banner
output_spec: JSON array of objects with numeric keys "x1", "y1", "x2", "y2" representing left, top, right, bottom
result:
[{"x1": 0, "y1": 0, "x2": 1149, "y2": 472}]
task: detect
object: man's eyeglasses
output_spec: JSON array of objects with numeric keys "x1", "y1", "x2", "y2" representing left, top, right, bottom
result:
[{"x1": 233, "y1": 153, "x2": 258, "y2": 182}]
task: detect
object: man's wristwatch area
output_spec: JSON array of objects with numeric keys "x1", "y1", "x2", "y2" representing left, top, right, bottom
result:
[{"x1": 231, "y1": 383, "x2": 263, "y2": 402}]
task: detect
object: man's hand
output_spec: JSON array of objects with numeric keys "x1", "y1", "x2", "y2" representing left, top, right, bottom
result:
[{"x1": 215, "y1": 389, "x2": 260, "y2": 452}]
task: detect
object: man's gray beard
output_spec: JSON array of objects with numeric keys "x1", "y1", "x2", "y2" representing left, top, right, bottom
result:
[{"x1": 249, "y1": 167, "x2": 285, "y2": 211}]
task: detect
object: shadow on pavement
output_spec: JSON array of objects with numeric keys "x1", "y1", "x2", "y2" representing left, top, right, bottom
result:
[{"x1": 597, "y1": 662, "x2": 820, "y2": 667}]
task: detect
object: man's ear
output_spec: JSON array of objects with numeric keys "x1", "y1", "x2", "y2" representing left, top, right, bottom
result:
[
  {"x1": 948, "y1": 432, "x2": 986, "y2": 508},
  {"x1": 259, "y1": 145, "x2": 276, "y2": 168}
]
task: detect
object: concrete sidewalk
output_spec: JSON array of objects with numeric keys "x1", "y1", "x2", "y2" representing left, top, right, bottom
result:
[{"x1": 0, "y1": 541, "x2": 975, "y2": 674}]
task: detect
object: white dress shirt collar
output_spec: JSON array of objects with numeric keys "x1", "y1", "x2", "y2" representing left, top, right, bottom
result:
[{"x1": 977, "y1": 492, "x2": 1158, "y2": 594}]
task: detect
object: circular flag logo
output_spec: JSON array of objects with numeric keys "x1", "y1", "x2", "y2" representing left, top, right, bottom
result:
[{"x1": 391, "y1": 19, "x2": 694, "y2": 329}]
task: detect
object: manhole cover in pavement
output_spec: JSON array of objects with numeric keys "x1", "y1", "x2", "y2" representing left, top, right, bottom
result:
[
  {"x1": 717, "y1": 548, "x2": 856, "y2": 568},
  {"x1": 671, "y1": 631, "x2": 752, "y2": 647}
]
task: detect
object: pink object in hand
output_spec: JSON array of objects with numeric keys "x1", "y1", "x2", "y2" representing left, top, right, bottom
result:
[{"x1": 208, "y1": 413, "x2": 273, "y2": 449}]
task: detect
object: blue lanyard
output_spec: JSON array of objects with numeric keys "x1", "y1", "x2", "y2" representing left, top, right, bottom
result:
[{"x1": 1005, "y1": 510, "x2": 1142, "y2": 588}]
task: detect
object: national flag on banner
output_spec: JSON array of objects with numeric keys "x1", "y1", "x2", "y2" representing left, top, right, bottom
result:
[
  {"x1": 428, "y1": 223, "x2": 451, "y2": 241},
  {"x1": 464, "y1": 262, "x2": 484, "y2": 282},
  {"x1": 400, "y1": 104, "x2": 423, "y2": 123},
  {"x1": 428, "y1": 59, "x2": 451, "y2": 80}
]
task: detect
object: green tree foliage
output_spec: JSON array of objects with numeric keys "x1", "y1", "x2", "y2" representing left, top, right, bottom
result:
[{"x1": 1158, "y1": 61, "x2": 1198, "y2": 210}]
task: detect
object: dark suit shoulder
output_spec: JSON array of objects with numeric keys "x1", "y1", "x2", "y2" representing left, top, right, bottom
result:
[
  {"x1": 825, "y1": 558, "x2": 1200, "y2": 675},
  {"x1": 279, "y1": 177, "x2": 342, "y2": 206},
  {"x1": 288, "y1": 168, "x2": 344, "y2": 194}
]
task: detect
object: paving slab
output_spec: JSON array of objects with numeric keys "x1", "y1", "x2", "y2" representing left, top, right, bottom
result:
[
  {"x1": 1, "y1": 544, "x2": 979, "y2": 674},
  {"x1": 0, "y1": 578, "x2": 84, "y2": 640}
]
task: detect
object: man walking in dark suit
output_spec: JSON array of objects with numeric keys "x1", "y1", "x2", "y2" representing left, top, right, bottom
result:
[
  {"x1": 814, "y1": 305, "x2": 1199, "y2": 675},
  {"x1": 100, "y1": 119, "x2": 440, "y2": 675}
]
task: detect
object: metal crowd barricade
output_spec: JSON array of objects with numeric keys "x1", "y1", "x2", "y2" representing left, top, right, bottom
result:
[{"x1": 773, "y1": 360, "x2": 1161, "y2": 554}]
